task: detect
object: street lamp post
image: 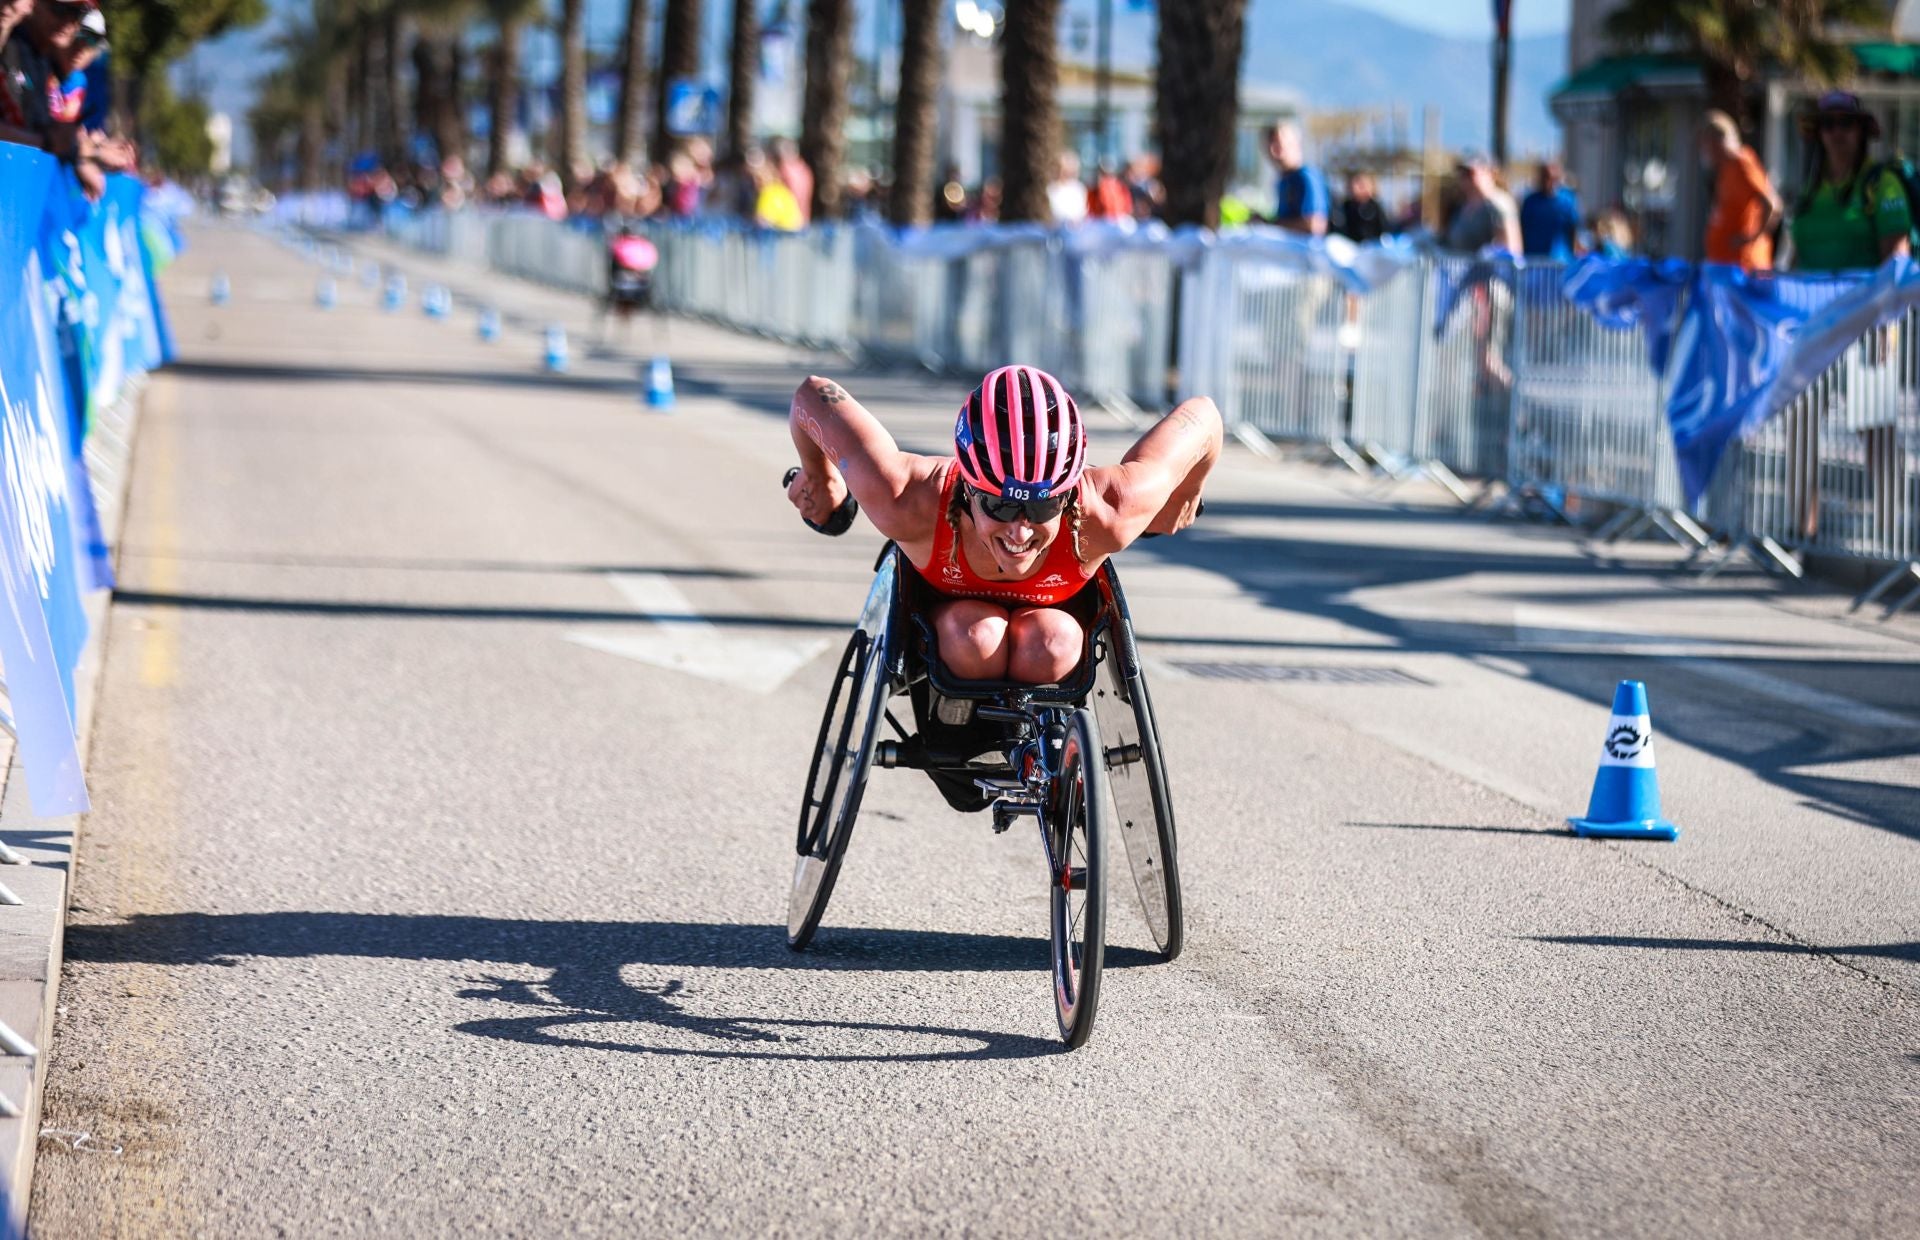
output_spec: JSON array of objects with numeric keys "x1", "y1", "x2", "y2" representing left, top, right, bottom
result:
[
  {"x1": 1492, "y1": 0, "x2": 1512, "y2": 166},
  {"x1": 1094, "y1": 0, "x2": 1112, "y2": 165}
]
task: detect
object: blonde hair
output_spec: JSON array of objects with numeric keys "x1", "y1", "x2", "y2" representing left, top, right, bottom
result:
[
  {"x1": 1702, "y1": 110, "x2": 1741, "y2": 145},
  {"x1": 946, "y1": 485, "x2": 1087, "y2": 572}
]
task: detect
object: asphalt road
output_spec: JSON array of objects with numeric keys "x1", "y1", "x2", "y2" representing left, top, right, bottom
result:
[{"x1": 30, "y1": 221, "x2": 1920, "y2": 1238}]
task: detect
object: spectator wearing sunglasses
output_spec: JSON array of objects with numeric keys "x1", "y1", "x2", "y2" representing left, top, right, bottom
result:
[{"x1": 0, "y1": 0, "x2": 110, "y2": 195}]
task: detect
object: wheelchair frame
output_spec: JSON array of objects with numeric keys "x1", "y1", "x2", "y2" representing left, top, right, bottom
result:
[{"x1": 786, "y1": 543, "x2": 1184, "y2": 1046}]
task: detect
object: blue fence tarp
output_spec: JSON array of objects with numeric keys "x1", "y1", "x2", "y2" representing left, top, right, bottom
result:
[{"x1": 0, "y1": 144, "x2": 174, "y2": 815}]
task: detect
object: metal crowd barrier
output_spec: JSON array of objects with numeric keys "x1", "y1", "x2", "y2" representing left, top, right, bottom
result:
[{"x1": 364, "y1": 209, "x2": 1918, "y2": 611}]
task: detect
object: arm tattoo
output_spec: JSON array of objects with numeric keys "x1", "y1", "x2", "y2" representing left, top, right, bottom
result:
[{"x1": 817, "y1": 381, "x2": 849, "y2": 405}]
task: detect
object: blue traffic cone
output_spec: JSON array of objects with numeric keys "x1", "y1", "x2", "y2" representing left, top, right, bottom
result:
[
  {"x1": 423, "y1": 286, "x2": 449, "y2": 319},
  {"x1": 644, "y1": 356, "x2": 675, "y2": 409},
  {"x1": 382, "y1": 276, "x2": 406, "y2": 312},
  {"x1": 543, "y1": 326, "x2": 569, "y2": 373},
  {"x1": 210, "y1": 272, "x2": 230, "y2": 305},
  {"x1": 478, "y1": 308, "x2": 501, "y2": 342},
  {"x1": 1569, "y1": 680, "x2": 1679, "y2": 841},
  {"x1": 316, "y1": 278, "x2": 337, "y2": 309}
]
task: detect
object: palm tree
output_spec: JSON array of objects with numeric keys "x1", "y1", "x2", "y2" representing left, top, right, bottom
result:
[
  {"x1": 478, "y1": 0, "x2": 541, "y2": 178},
  {"x1": 999, "y1": 0, "x2": 1060, "y2": 223},
  {"x1": 1604, "y1": 0, "x2": 1889, "y2": 134},
  {"x1": 801, "y1": 0, "x2": 853, "y2": 218},
  {"x1": 557, "y1": 0, "x2": 588, "y2": 188},
  {"x1": 888, "y1": 0, "x2": 942, "y2": 226},
  {"x1": 1155, "y1": 0, "x2": 1246, "y2": 228},
  {"x1": 653, "y1": 0, "x2": 706, "y2": 165},
  {"x1": 615, "y1": 0, "x2": 654, "y2": 168},
  {"x1": 724, "y1": 0, "x2": 758, "y2": 157}
]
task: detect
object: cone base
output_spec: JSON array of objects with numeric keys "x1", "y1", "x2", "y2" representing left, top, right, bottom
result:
[{"x1": 1568, "y1": 816, "x2": 1678, "y2": 841}]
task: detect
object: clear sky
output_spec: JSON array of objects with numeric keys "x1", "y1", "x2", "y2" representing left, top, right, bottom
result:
[{"x1": 1340, "y1": 0, "x2": 1572, "y2": 39}]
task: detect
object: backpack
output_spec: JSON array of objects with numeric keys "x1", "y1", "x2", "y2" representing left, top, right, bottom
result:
[{"x1": 1867, "y1": 157, "x2": 1920, "y2": 247}]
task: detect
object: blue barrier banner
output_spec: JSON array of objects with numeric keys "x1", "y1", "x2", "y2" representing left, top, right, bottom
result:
[
  {"x1": 1664, "y1": 268, "x2": 1809, "y2": 503},
  {"x1": 0, "y1": 145, "x2": 89, "y2": 815}
]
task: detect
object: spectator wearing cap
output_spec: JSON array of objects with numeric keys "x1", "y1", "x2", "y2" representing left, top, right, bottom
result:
[
  {"x1": 1699, "y1": 109, "x2": 1781, "y2": 271},
  {"x1": 1519, "y1": 160, "x2": 1581, "y2": 260},
  {"x1": 1445, "y1": 153, "x2": 1521, "y2": 254},
  {"x1": 1785, "y1": 89, "x2": 1911, "y2": 548},
  {"x1": 1266, "y1": 121, "x2": 1328, "y2": 235}
]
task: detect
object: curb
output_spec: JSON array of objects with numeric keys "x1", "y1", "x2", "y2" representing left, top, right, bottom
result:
[{"x1": 0, "y1": 377, "x2": 147, "y2": 1231}]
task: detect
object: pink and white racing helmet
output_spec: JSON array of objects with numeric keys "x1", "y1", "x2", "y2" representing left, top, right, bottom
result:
[{"x1": 952, "y1": 365, "x2": 1086, "y2": 500}]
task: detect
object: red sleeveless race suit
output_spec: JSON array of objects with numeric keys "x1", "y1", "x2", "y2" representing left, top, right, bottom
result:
[{"x1": 907, "y1": 466, "x2": 1098, "y2": 608}]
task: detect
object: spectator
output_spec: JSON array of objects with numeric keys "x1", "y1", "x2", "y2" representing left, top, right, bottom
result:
[
  {"x1": 1785, "y1": 89, "x2": 1910, "y2": 547},
  {"x1": 1047, "y1": 150, "x2": 1088, "y2": 224},
  {"x1": 770, "y1": 137, "x2": 811, "y2": 225},
  {"x1": 934, "y1": 162, "x2": 966, "y2": 223},
  {"x1": 0, "y1": 0, "x2": 42, "y2": 147},
  {"x1": 1699, "y1": 109, "x2": 1780, "y2": 271},
  {"x1": 1590, "y1": 208, "x2": 1634, "y2": 259},
  {"x1": 1266, "y1": 121, "x2": 1328, "y2": 235},
  {"x1": 1, "y1": 0, "x2": 110, "y2": 196},
  {"x1": 1519, "y1": 160, "x2": 1581, "y2": 260},
  {"x1": 753, "y1": 154, "x2": 804, "y2": 231},
  {"x1": 1445, "y1": 153, "x2": 1521, "y2": 254},
  {"x1": 1333, "y1": 171, "x2": 1388, "y2": 243},
  {"x1": 1087, "y1": 158, "x2": 1131, "y2": 220},
  {"x1": 1124, "y1": 156, "x2": 1162, "y2": 221}
]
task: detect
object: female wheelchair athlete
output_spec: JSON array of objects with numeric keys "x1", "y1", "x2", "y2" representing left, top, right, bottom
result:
[{"x1": 784, "y1": 526, "x2": 1183, "y2": 1049}]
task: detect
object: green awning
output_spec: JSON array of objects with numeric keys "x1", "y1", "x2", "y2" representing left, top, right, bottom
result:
[
  {"x1": 1852, "y1": 42, "x2": 1920, "y2": 77},
  {"x1": 1550, "y1": 53, "x2": 1700, "y2": 103}
]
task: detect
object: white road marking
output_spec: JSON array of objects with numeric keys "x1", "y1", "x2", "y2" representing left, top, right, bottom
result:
[
  {"x1": 564, "y1": 572, "x2": 831, "y2": 695},
  {"x1": 1682, "y1": 658, "x2": 1918, "y2": 732}
]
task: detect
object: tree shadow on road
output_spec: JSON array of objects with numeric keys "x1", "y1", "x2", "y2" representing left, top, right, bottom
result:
[{"x1": 65, "y1": 913, "x2": 1159, "y2": 1062}]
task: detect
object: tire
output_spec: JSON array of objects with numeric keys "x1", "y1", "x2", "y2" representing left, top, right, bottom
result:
[
  {"x1": 1091, "y1": 630, "x2": 1185, "y2": 961},
  {"x1": 787, "y1": 628, "x2": 888, "y2": 949},
  {"x1": 1049, "y1": 709, "x2": 1108, "y2": 1048}
]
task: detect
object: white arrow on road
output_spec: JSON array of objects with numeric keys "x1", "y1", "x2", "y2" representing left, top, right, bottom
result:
[{"x1": 564, "y1": 572, "x2": 831, "y2": 695}]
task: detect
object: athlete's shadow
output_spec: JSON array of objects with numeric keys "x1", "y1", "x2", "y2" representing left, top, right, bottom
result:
[{"x1": 65, "y1": 913, "x2": 1153, "y2": 1061}]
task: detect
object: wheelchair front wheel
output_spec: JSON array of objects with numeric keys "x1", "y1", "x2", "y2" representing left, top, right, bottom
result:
[
  {"x1": 788, "y1": 628, "x2": 888, "y2": 949},
  {"x1": 1049, "y1": 709, "x2": 1108, "y2": 1048}
]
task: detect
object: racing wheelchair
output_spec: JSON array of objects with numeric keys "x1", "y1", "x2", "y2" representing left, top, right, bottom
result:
[{"x1": 781, "y1": 480, "x2": 1184, "y2": 1049}]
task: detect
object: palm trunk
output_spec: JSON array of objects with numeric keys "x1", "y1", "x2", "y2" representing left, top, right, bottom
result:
[
  {"x1": 888, "y1": 0, "x2": 942, "y2": 227},
  {"x1": 1154, "y1": 0, "x2": 1246, "y2": 229},
  {"x1": 615, "y1": 0, "x2": 653, "y2": 167},
  {"x1": 445, "y1": 41, "x2": 469, "y2": 166},
  {"x1": 724, "y1": 0, "x2": 758, "y2": 158},
  {"x1": 558, "y1": 0, "x2": 588, "y2": 190},
  {"x1": 488, "y1": 16, "x2": 523, "y2": 178},
  {"x1": 381, "y1": 6, "x2": 406, "y2": 171},
  {"x1": 652, "y1": 0, "x2": 706, "y2": 166},
  {"x1": 999, "y1": 0, "x2": 1061, "y2": 223},
  {"x1": 801, "y1": 0, "x2": 853, "y2": 220},
  {"x1": 298, "y1": 104, "x2": 325, "y2": 189}
]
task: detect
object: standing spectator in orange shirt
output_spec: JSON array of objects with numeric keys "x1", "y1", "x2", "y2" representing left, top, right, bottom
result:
[{"x1": 1699, "y1": 110, "x2": 1782, "y2": 269}]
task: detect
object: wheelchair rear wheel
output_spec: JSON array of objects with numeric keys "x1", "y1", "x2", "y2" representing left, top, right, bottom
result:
[
  {"x1": 787, "y1": 627, "x2": 888, "y2": 949},
  {"x1": 1092, "y1": 636, "x2": 1184, "y2": 961},
  {"x1": 1049, "y1": 709, "x2": 1108, "y2": 1048}
]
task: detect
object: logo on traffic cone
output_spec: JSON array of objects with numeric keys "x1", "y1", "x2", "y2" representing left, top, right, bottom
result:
[
  {"x1": 644, "y1": 356, "x2": 675, "y2": 409},
  {"x1": 544, "y1": 326, "x2": 570, "y2": 373},
  {"x1": 478, "y1": 309, "x2": 501, "y2": 342},
  {"x1": 1568, "y1": 680, "x2": 1678, "y2": 841}
]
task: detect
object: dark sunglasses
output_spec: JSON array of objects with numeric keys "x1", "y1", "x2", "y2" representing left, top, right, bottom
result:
[
  {"x1": 1817, "y1": 116, "x2": 1863, "y2": 132},
  {"x1": 968, "y1": 484, "x2": 1067, "y2": 524}
]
